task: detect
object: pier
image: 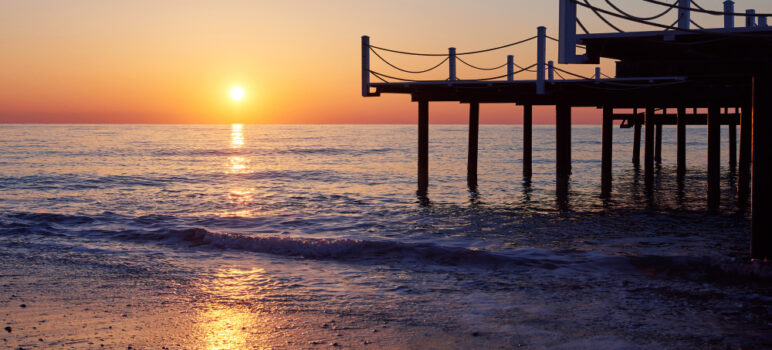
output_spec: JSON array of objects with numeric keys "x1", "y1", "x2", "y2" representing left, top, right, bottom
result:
[{"x1": 361, "y1": 0, "x2": 772, "y2": 260}]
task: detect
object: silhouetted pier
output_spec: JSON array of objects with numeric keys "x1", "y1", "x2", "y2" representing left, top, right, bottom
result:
[{"x1": 361, "y1": 0, "x2": 771, "y2": 260}]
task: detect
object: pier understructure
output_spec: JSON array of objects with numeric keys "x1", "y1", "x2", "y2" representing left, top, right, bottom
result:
[{"x1": 360, "y1": 0, "x2": 772, "y2": 260}]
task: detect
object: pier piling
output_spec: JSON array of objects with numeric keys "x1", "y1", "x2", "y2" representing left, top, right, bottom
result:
[
  {"x1": 729, "y1": 121, "x2": 737, "y2": 171},
  {"x1": 418, "y1": 100, "x2": 429, "y2": 196},
  {"x1": 677, "y1": 107, "x2": 687, "y2": 176},
  {"x1": 601, "y1": 106, "x2": 613, "y2": 196},
  {"x1": 523, "y1": 104, "x2": 533, "y2": 178},
  {"x1": 708, "y1": 106, "x2": 721, "y2": 212},
  {"x1": 556, "y1": 104, "x2": 571, "y2": 194},
  {"x1": 633, "y1": 109, "x2": 641, "y2": 165},
  {"x1": 644, "y1": 107, "x2": 655, "y2": 188},
  {"x1": 468, "y1": 102, "x2": 479, "y2": 190},
  {"x1": 751, "y1": 75, "x2": 772, "y2": 260},
  {"x1": 739, "y1": 101, "x2": 752, "y2": 202},
  {"x1": 655, "y1": 121, "x2": 663, "y2": 165}
]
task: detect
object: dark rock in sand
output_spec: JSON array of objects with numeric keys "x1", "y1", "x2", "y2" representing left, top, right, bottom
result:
[
  {"x1": 4, "y1": 327, "x2": 10, "y2": 333},
  {"x1": 472, "y1": 331, "x2": 481, "y2": 337},
  {"x1": 19, "y1": 304, "x2": 26, "y2": 308}
]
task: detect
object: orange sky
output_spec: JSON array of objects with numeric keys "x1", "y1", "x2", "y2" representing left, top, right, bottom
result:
[{"x1": 2, "y1": 0, "x2": 770, "y2": 124}]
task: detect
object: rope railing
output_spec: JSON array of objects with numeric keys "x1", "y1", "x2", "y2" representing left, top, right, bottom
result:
[
  {"x1": 369, "y1": 36, "x2": 537, "y2": 57},
  {"x1": 604, "y1": 0, "x2": 678, "y2": 21},
  {"x1": 644, "y1": 0, "x2": 772, "y2": 17},
  {"x1": 369, "y1": 47, "x2": 448, "y2": 74},
  {"x1": 369, "y1": 64, "x2": 537, "y2": 83},
  {"x1": 456, "y1": 56, "x2": 508, "y2": 71}
]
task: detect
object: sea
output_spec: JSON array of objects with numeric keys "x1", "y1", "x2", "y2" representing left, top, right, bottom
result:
[{"x1": 1, "y1": 124, "x2": 770, "y2": 349}]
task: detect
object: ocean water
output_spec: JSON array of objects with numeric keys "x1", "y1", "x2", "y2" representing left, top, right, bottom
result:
[{"x1": 1, "y1": 124, "x2": 770, "y2": 349}]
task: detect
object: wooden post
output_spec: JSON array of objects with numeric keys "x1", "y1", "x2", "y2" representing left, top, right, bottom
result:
[
  {"x1": 601, "y1": 106, "x2": 613, "y2": 197},
  {"x1": 418, "y1": 100, "x2": 429, "y2": 195},
  {"x1": 448, "y1": 47, "x2": 457, "y2": 81},
  {"x1": 707, "y1": 106, "x2": 721, "y2": 212},
  {"x1": 724, "y1": 1, "x2": 735, "y2": 29},
  {"x1": 633, "y1": 109, "x2": 641, "y2": 165},
  {"x1": 548, "y1": 61, "x2": 555, "y2": 84},
  {"x1": 751, "y1": 75, "x2": 772, "y2": 260},
  {"x1": 523, "y1": 104, "x2": 533, "y2": 178},
  {"x1": 739, "y1": 100, "x2": 752, "y2": 202},
  {"x1": 536, "y1": 27, "x2": 546, "y2": 94},
  {"x1": 556, "y1": 104, "x2": 571, "y2": 194},
  {"x1": 361, "y1": 35, "x2": 370, "y2": 97},
  {"x1": 678, "y1": 0, "x2": 691, "y2": 29},
  {"x1": 729, "y1": 122, "x2": 737, "y2": 171},
  {"x1": 468, "y1": 102, "x2": 479, "y2": 190},
  {"x1": 507, "y1": 55, "x2": 514, "y2": 82},
  {"x1": 677, "y1": 107, "x2": 687, "y2": 176},
  {"x1": 746, "y1": 10, "x2": 756, "y2": 28},
  {"x1": 655, "y1": 122, "x2": 663, "y2": 164},
  {"x1": 644, "y1": 107, "x2": 655, "y2": 187}
]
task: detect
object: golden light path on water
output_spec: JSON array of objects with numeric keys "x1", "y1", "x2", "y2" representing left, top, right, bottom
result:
[
  {"x1": 224, "y1": 123, "x2": 255, "y2": 217},
  {"x1": 194, "y1": 268, "x2": 278, "y2": 349}
]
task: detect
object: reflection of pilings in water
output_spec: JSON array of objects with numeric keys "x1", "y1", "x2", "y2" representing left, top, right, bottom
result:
[
  {"x1": 707, "y1": 106, "x2": 721, "y2": 212},
  {"x1": 523, "y1": 104, "x2": 533, "y2": 179},
  {"x1": 467, "y1": 102, "x2": 479, "y2": 190},
  {"x1": 417, "y1": 100, "x2": 429, "y2": 196},
  {"x1": 601, "y1": 106, "x2": 613, "y2": 198}
]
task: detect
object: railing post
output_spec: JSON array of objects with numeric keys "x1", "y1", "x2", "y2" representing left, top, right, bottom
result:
[
  {"x1": 724, "y1": 1, "x2": 735, "y2": 29},
  {"x1": 449, "y1": 47, "x2": 457, "y2": 81},
  {"x1": 595, "y1": 67, "x2": 601, "y2": 82},
  {"x1": 548, "y1": 61, "x2": 555, "y2": 84},
  {"x1": 537, "y1": 26, "x2": 546, "y2": 95},
  {"x1": 507, "y1": 55, "x2": 514, "y2": 82},
  {"x1": 678, "y1": 0, "x2": 690, "y2": 30},
  {"x1": 759, "y1": 16, "x2": 768, "y2": 28},
  {"x1": 361, "y1": 35, "x2": 370, "y2": 97},
  {"x1": 746, "y1": 10, "x2": 756, "y2": 28},
  {"x1": 559, "y1": 0, "x2": 581, "y2": 63}
]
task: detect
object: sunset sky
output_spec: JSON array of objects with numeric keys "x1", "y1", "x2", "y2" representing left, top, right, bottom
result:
[{"x1": 2, "y1": 0, "x2": 770, "y2": 124}]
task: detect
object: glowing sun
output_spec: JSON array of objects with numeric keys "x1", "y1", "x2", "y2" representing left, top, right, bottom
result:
[{"x1": 230, "y1": 86, "x2": 245, "y2": 101}]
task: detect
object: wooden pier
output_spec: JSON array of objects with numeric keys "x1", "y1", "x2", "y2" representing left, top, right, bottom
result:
[{"x1": 361, "y1": 0, "x2": 772, "y2": 260}]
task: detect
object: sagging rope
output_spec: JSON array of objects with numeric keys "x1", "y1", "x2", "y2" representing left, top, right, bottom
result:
[
  {"x1": 604, "y1": 0, "x2": 678, "y2": 21},
  {"x1": 369, "y1": 36, "x2": 536, "y2": 57},
  {"x1": 370, "y1": 47, "x2": 448, "y2": 74}
]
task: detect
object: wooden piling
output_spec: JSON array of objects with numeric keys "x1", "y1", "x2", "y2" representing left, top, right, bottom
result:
[
  {"x1": 655, "y1": 122, "x2": 663, "y2": 164},
  {"x1": 523, "y1": 104, "x2": 533, "y2": 178},
  {"x1": 729, "y1": 122, "x2": 737, "y2": 171},
  {"x1": 601, "y1": 106, "x2": 613, "y2": 196},
  {"x1": 418, "y1": 100, "x2": 429, "y2": 196},
  {"x1": 707, "y1": 106, "x2": 721, "y2": 212},
  {"x1": 739, "y1": 101, "x2": 752, "y2": 202},
  {"x1": 644, "y1": 107, "x2": 655, "y2": 187},
  {"x1": 676, "y1": 107, "x2": 687, "y2": 176},
  {"x1": 468, "y1": 102, "x2": 479, "y2": 189},
  {"x1": 556, "y1": 104, "x2": 571, "y2": 194},
  {"x1": 633, "y1": 109, "x2": 641, "y2": 165},
  {"x1": 751, "y1": 75, "x2": 771, "y2": 260}
]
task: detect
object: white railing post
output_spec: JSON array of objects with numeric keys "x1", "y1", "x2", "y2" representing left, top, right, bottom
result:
[
  {"x1": 724, "y1": 1, "x2": 735, "y2": 29},
  {"x1": 595, "y1": 67, "x2": 601, "y2": 82},
  {"x1": 361, "y1": 35, "x2": 370, "y2": 97},
  {"x1": 507, "y1": 55, "x2": 514, "y2": 82},
  {"x1": 537, "y1": 26, "x2": 546, "y2": 95},
  {"x1": 678, "y1": 0, "x2": 690, "y2": 30},
  {"x1": 449, "y1": 47, "x2": 457, "y2": 81},
  {"x1": 746, "y1": 9, "x2": 756, "y2": 28},
  {"x1": 548, "y1": 61, "x2": 555, "y2": 85}
]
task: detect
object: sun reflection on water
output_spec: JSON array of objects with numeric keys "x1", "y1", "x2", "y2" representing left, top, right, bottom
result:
[
  {"x1": 195, "y1": 268, "x2": 277, "y2": 349},
  {"x1": 226, "y1": 124, "x2": 251, "y2": 174},
  {"x1": 230, "y1": 124, "x2": 244, "y2": 149}
]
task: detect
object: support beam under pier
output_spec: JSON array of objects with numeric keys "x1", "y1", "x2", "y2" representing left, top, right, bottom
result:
[
  {"x1": 601, "y1": 106, "x2": 613, "y2": 197},
  {"x1": 468, "y1": 102, "x2": 479, "y2": 190},
  {"x1": 523, "y1": 104, "x2": 533, "y2": 179},
  {"x1": 633, "y1": 111, "x2": 641, "y2": 166},
  {"x1": 752, "y1": 75, "x2": 772, "y2": 260},
  {"x1": 556, "y1": 104, "x2": 571, "y2": 195},
  {"x1": 418, "y1": 100, "x2": 429, "y2": 196},
  {"x1": 708, "y1": 106, "x2": 721, "y2": 212}
]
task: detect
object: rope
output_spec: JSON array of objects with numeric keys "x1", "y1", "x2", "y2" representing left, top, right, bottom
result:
[
  {"x1": 689, "y1": 19, "x2": 704, "y2": 30},
  {"x1": 369, "y1": 71, "x2": 435, "y2": 82},
  {"x1": 604, "y1": 0, "x2": 678, "y2": 21},
  {"x1": 689, "y1": 0, "x2": 704, "y2": 11},
  {"x1": 642, "y1": 0, "x2": 772, "y2": 17},
  {"x1": 663, "y1": 18, "x2": 680, "y2": 31},
  {"x1": 369, "y1": 36, "x2": 536, "y2": 57},
  {"x1": 576, "y1": 18, "x2": 590, "y2": 34},
  {"x1": 546, "y1": 35, "x2": 560, "y2": 42},
  {"x1": 582, "y1": 0, "x2": 625, "y2": 32},
  {"x1": 600, "y1": 72, "x2": 613, "y2": 79},
  {"x1": 554, "y1": 70, "x2": 568, "y2": 80},
  {"x1": 456, "y1": 56, "x2": 507, "y2": 71},
  {"x1": 370, "y1": 48, "x2": 448, "y2": 74},
  {"x1": 468, "y1": 64, "x2": 537, "y2": 81},
  {"x1": 553, "y1": 66, "x2": 594, "y2": 80}
]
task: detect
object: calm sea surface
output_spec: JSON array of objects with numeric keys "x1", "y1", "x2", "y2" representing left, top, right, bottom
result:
[{"x1": 1, "y1": 124, "x2": 769, "y2": 348}]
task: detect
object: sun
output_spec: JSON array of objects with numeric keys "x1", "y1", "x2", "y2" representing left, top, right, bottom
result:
[{"x1": 230, "y1": 86, "x2": 245, "y2": 101}]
